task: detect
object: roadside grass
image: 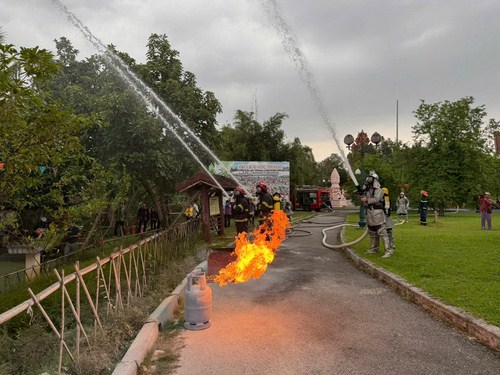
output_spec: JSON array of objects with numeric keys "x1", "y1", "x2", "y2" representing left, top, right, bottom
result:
[
  {"x1": 0, "y1": 260, "x2": 23, "y2": 276},
  {"x1": 0, "y1": 243, "x2": 206, "y2": 375},
  {"x1": 0, "y1": 233, "x2": 152, "y2": 312},
  {"x1": 344, "y1": 212, "x2": 500, "y2": 327}
]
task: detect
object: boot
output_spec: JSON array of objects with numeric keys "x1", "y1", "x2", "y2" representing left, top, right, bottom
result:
[
  {"x1": 366, "y1": 234, "x2": 379, "y2": 254},
  {"x1": 381, "y1": 232, "x2": 394, "y2": 258},
  {"x1": 387, "y1": 229, "x2": 395, "y2": 249}
]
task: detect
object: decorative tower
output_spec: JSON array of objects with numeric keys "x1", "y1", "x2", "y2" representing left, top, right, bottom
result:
[{"x1": 330, "y1": 168, "x2": 348, "y2": 207}]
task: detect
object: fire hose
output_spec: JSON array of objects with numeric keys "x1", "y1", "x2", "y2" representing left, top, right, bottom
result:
[
  {"x1": 321, "y1": 223, "x2": 368, "y2": 249},
  {"x1": 321, "y1": 217, "x2": 406, "y2": 250}
]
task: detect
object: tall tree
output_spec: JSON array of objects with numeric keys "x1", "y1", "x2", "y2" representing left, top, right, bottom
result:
[
  {"x1": 49, "y1": 35, "x2": 223, "y2": 226},
  {"x1": 411, "y1": 97, "x2": 493, "y2": 212}
]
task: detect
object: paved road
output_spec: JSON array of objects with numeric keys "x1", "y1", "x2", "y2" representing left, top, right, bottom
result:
[{"x1": 174, "y1": 212, "x2": 500, "y2": 375}]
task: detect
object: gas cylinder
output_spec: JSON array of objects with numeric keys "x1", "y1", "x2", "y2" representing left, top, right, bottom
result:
[{"x1": 184, "y1": 270, "x2": 212, "y2": 330}]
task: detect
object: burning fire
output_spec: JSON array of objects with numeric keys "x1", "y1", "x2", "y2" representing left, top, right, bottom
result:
[{"x1": 213, "y1": 210, "x2": 290, "y2": 286}]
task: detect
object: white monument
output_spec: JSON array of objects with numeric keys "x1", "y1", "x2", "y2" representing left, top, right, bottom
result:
[{"x1": 330, "y1": 168, "x2": 349, "y2": 207}]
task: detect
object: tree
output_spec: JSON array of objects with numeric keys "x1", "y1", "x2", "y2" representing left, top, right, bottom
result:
[
  {"x1": 136, "y1": 34, "x2": 222, "y2": 153},
  {"x1": 48, "y1": 35, "x2": 223, "y2": 227},
  {"x1": 282, "y1": 138, "x2": 318, "y2": 192},
  {"x1": 317, "y1": 154, "x2": 349, "y2": 188},
  {"x1": 0, "y1": 41, "x2": 94, "y2": 232},
  {"x1": 411, "y1": 97, "x2": 493, "y2": 213}
]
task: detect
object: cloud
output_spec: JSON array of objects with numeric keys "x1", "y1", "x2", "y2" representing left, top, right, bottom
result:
[{"x1": 1, "y1": 0, "x2": 500, "y2": 162}]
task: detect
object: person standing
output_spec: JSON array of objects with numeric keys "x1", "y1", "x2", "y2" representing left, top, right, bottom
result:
[
  {"x1": 419, "y1": 191, "x2": 429, "y2": 226},
  {"x1": 283, "y1": 199, "x2": 294, "y2": 222},
  {"x1": 255, "y1": 181, "x2": 273, "y2": 228},
  {"x1": 272, "y1": 192, "x2": 283, "y2": 211},
  {"x1": 137, "y1": 202, "x2": 149, "y2": 233},
  {"x1": 248, "y1": 200, "x2": 255, "y2": 227},
  {"x1": 396, "y1": 192, "x2": 410, "y2": 223},
  {"x1": 184, "y1": 203, "x2": 194, "y2": 222},
  {"x1": 115, "y1": 202, "x2": 126, "y2": 236},
  {"x1": 232, "y1": 186, "x2": 250, "y2": 234},
  {"x1": 192, "y1": 201, "x2": 200, "y2": 218},
  {"x1": 359, "y1": 172, "x2": 393, "y2": 258},
  {"x1": 478, "y1": 192, "x2": 493, "y2": 230},
  {"x1": 224, "y1": 200, "x2": 232, "y2": 228},
  {"x1": 150, "y1": 206, "x2": 159, "y2": 230},
  {"x1": 382, "y1": 187, "x2": 395, "y2": 250}
]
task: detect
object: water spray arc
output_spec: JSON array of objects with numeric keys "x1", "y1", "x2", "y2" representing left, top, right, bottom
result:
[
  {"x1": 51, "y1": 0, "x2": 249, "y2": 199},
  {"x1": 261, "y1": 0, "x2": 359, "y2": 187}
]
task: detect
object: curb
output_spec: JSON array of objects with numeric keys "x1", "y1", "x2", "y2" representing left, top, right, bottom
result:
[
  {"x1": 343, "y1": 248, "x2": 500, "y2": 353},
  {"x1": 112, "y1": 261, "x2": 207, "y2": 375}
]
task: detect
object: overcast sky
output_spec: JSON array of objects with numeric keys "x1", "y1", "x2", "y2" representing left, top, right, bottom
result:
[{"x1": 2, "y1": 0, "x2": 500, "y2": 161}]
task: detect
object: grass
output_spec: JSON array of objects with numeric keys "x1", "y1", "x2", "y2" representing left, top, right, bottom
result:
[
  {"x1": 0, "y1": 244, "x2": 206, "y2": 375},
  {"x1": 344, "y1": 211, "x2": 500, "y2": 327},
  {"x1": 0, "y1": 260, "x2": 24, "y2": 276}
]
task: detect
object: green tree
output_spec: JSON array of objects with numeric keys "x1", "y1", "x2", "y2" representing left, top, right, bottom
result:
[
  {"x1": 0, "y1": 41, "x2": 94, "y2": 232},
  {"x1": 282, "y1": 138, "x2": 318, "y2": 192},
  {"x1": 48, "y1": 35, "x2": 223, "y2": 226},
  {"x1": 411, "y1": 97, "x2": 494, "y2": 213},
  {"x1": 317, "y1": 154, "x2": 348, "y2": 188},
  {"x1": 136, "y1": 34, "x2": 222, "y2": 153},
  {"x1": 217, "y1": 111, "x2": 289, "y2": 161}
]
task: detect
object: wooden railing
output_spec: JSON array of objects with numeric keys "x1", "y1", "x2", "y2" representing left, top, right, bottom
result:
[{"x1": 0, "y1": 219, "x2": 202, "y2": 373}]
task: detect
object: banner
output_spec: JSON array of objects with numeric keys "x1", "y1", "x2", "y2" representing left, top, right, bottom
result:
[{"x1": 210, "y1": 161, "x2": 290, "y2": 200}]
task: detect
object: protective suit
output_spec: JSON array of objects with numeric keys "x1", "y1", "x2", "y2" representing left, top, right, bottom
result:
[
  {"x1": 255, "y1": 181, "x2": 273, "y2": 227},
  {"x1": 232, "y1": 186, "x2": 250, "y2": 234},
  {"x1": 382, "y1": 187, "x2": 395, "y2": 250},
  {"x1": 359, "y1": 173, "x2": 394, "y2": 258}
]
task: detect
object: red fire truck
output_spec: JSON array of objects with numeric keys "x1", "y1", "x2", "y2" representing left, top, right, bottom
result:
[{"x1": 292, "y1": 188, "x2": 331, "y2": 211}]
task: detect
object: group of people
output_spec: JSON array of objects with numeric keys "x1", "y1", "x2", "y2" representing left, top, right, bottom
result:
[
  {"x1": 223, "y1": 181, "x2": 290, "y2": 236},
  {"x1": 361, "y1": 172, "x2": 494, "y2": 257},
  {"x1": 113, "y1": 202, "x2": 162, "y2": 236},
  {"x1": 136, "y1": 202, "x2": 160, "y2": 233},
  {"x1": 358, "y1": 173, "x2": 433, "y2": 258}
]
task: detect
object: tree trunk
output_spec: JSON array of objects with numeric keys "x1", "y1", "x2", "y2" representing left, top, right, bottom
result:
[
  {"x1": 82, "y1": 209, "x2": 104, "y2": 249},
  {"x1": 141, "y1": 180, "x2": 169, "y2": 228}
]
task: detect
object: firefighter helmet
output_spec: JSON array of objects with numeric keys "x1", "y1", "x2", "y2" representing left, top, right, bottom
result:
[
  {"x1": 256, "y1": 181, "x2": 267, "y2": 192},
  {"x1": 421, "y1": 190, "x2": 428, "y2": 197},
  {"x1": 365, "y1": 172, "x2": 381, "y2": 188},
  {"x1": 369, "y1": 171, "x2": 379, "y2": 180},
  {"x1": 235, "y1": 186, "x2": 245, "y2": 195}
]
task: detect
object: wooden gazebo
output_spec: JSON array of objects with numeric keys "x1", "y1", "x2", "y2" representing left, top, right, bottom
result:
[{"x1": 175, "y1": 172, "x2": 236, "y2": 243}]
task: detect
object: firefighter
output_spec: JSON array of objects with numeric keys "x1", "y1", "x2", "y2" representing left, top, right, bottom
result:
[
  {"x1": 359, "y1": 172, "x2": 394, "y2": 258},
  {"x1": 232, "y1": 186, "x2": 250, "y2": 234},
  {"x1": 419, "y1": 191, "x2": 429, "y2": 226},
  {"x1": 272, "y1": 192, "x2": 282, "y2": 211},
  {"x1": 382, "y1": 187, "x2": 395, "y2": 250},
  {"x1": 255, "y1": 181, "x2": 273, "y2": 228}
]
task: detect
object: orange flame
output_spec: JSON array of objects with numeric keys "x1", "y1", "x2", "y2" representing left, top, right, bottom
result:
[{"x1": 213, "y1": 210, "x2": 290, "y2": 286}]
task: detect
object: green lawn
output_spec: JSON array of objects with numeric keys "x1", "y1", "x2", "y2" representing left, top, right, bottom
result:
[{"x1": 344, "y1": 212, "x2": 500, "y2": 327}]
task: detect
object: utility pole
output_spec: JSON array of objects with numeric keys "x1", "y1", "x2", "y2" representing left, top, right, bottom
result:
[
  {"x1": 396, "y1": 88, "x2": 399, "y2": 143},
  {"x1": 396, "y1": 98, "x2": 399, "y2": 143}
]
